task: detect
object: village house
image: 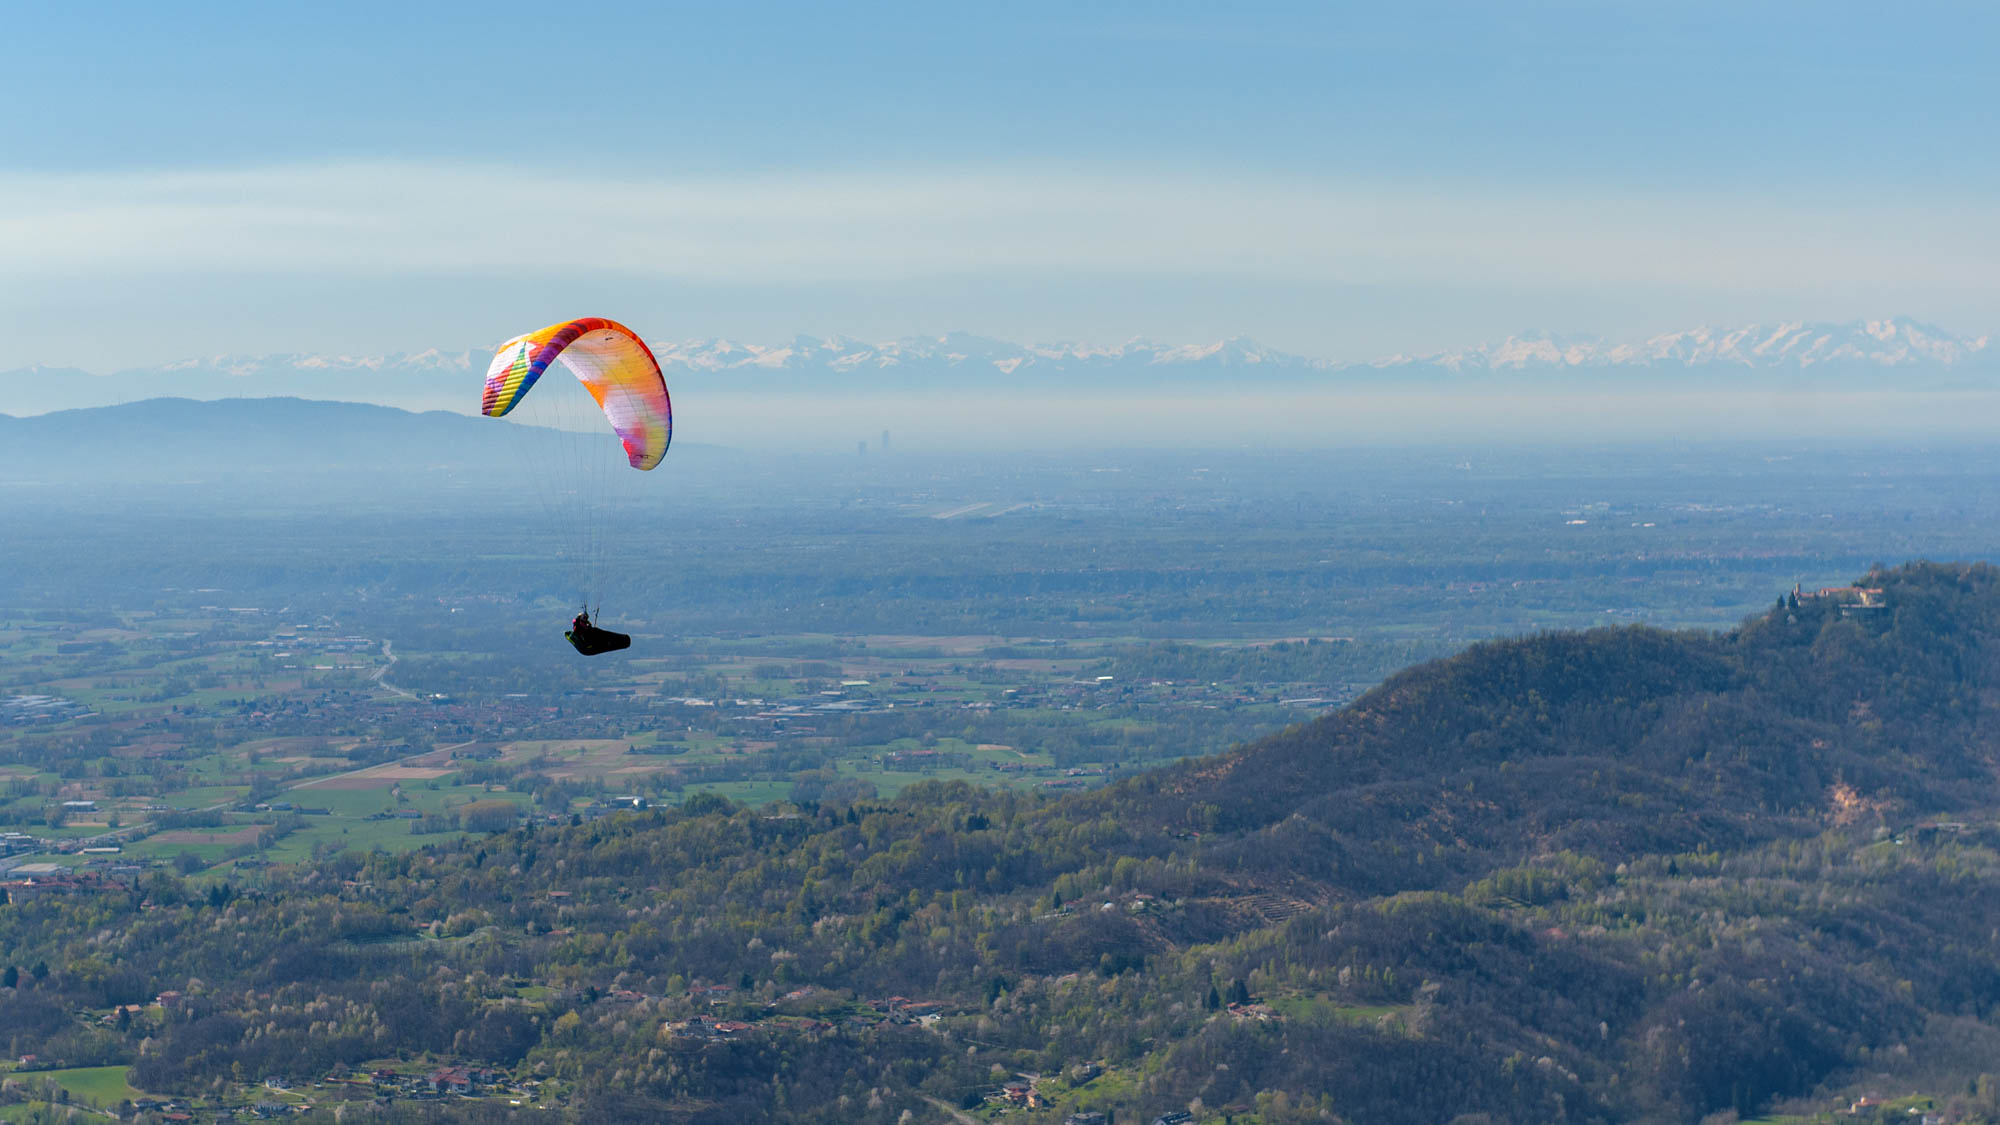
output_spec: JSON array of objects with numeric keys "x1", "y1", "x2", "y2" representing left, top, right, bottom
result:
[
  {"x1": 670, "y1": 1016, "x2": 755, "y2": 1041},
  {"x1": 426, "y1": 1065, "x2": 495, "y2": 1093}
]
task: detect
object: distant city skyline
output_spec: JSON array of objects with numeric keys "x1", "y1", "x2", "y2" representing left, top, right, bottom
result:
[{"x1": 5, "y1": 1, "x2": 1994, "y2": 371}]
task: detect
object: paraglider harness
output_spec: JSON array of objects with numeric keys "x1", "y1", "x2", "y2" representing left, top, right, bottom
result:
[{"x1": 565, "y1": 607, "x2": 631, "y2": 656}]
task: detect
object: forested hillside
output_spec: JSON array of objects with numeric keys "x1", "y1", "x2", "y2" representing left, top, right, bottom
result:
[{"x1": 10, "y1": 562, "x2": 2000, "y2": 1124}]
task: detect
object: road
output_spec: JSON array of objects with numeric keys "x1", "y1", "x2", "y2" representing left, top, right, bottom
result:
[
  {"x1": 922, "y1": 1097, "x2": 982, "y2": 1125},
  {"x1": 291, "y1": 739, "x2": 477, "y2": 791},
  {"x1": 373, "y1": 638, "x2": 416, "y2": 699}
]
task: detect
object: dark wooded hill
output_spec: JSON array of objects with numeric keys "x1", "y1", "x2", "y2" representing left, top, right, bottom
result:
[
  {"x1": 1099, "y1": 560, "x2": 1998, "y2": 901},
  {"x1": 8, "y1": 563, "x2": 2000, "y2": 1124}
]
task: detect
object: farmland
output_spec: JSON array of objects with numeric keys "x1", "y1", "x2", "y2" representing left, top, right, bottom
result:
[{"x1": 0, "y1": 606, "x2": 1348, "y2": 880}]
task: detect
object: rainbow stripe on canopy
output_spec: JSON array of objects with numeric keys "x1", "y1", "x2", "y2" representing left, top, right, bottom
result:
[{"x1": 481, "y1": 317, "x2": 673, "y2": 470}]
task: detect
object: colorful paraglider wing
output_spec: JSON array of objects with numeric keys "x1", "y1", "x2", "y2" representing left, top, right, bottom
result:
[{"x1": 481, "y1": 317, "x2": 673, "y2": 469}]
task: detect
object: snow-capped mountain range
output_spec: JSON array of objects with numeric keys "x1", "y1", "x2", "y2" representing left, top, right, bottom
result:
[
  {"x1": 644, "y1": 332, "x2": 1304, "y2": 377},
  {"x1": 655, "y1": 320, "x2": 1992, "y2": 379},
  {"x1": 2, "y1": 319, "x2": 1991, "y2": 416},
  {"x1": 1378, "y1": 319, "x2": 1989, "y2": 375}
]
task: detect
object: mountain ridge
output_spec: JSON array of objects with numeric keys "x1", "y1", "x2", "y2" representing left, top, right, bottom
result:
[
  {"x1": 1074, "y1": 561, "x2": 2000, "y2": 893},
  {"x1": 0, "y1": 396, "x2": 722, "y2": 490}
]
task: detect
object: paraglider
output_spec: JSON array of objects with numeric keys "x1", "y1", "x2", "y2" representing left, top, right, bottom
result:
[
  {"x1": 481, "y1": 317, "x2": 672, "y2": 653},
  {"x1": 567, "y1": 609, "x2": 631, "y2": 656}
]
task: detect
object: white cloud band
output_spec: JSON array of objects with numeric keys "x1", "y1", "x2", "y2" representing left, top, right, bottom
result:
[{"x1": 1, "y1": 161, "x2": 1994, "y2": 293}]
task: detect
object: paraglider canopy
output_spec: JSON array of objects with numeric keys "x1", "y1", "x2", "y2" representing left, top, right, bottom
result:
[{"x1": 482, "y1": 317, "x2": 672, "y2": 469}]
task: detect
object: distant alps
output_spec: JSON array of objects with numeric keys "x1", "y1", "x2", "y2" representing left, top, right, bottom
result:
[
  {"x1": 1375, "y1": 319, "x2": 1989, "y2": 375},
  {"x1": 657, "y1": 319, "x2": 1992, "y2": 379},
  {"x1": 1, "y1": 318, "x2": 1992, "y2": 417}
]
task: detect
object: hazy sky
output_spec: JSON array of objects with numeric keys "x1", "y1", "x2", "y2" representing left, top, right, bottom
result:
[{"x1": 7, "y1": 0, "x2": 1996, "y2": 370}]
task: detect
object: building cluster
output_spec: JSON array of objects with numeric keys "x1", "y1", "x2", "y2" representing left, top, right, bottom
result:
[
  {"x1": 115, "y1": 1064, "x2": 550, "y2": 1122},
  {"x1": 996, "y1": 1078, "x2": 1047, "y2": 1108},
  {"x1": 1, "y1": 866, "x2": 128, "y2": 901},
  {"x1": 665, "y1": 1016, "x2": 760, "y2": 1040},
  {"x1": 130, "y1": 1096, "x2": 198, "y2": 1120},
  {"x1": 1, "y1": 693, "x2": 89, "y2": 724},
  {"x1": 972, "y1": 1060, "x2": 1130, "y2": 1120},
  {"x1": 733, "y1": 689, "x2": 897, "y2": 730},
  {"x1": 412, "y1": 1066, "x2": 502, "y2": 1094},
  {"x1": 1792, "y1": 584, "x2": 1890, "y2": 618},
  {"x1": 875, "y1": 995, "x2": 946, "y2": 1023},
  {"x1": 656, "y1": 987, "x2": 953, "y2": 1044}
]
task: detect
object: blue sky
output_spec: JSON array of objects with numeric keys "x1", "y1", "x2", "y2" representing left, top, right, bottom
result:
[{"x1": 5, "y1": 0, "x2": 1995, "y2": 369}]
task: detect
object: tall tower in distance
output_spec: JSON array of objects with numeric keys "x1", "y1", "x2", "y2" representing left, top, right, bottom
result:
[{"x1": 881, "y1": 430, "x2": 891, "y2": 453}]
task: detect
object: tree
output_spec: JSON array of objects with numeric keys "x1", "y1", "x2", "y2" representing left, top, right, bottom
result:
[{"x1": 460, "y1": 800, "x2": 519, "y2": 834}]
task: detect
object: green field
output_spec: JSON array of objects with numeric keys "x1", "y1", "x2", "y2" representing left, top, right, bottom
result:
[{"x1": 36, "y1": 1064, "x2": 146, "y2": 1106}]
